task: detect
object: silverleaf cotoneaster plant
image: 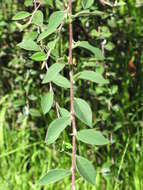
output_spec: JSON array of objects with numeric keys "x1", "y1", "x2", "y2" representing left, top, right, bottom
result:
[{"x1": 13, "y1": 0, "x2": 109, "y2": 189}]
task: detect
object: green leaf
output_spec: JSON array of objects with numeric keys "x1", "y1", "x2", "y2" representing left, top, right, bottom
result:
[
  {"x1": 12, "y1": 11, "x2": 31, "y2": 20},
  {"x1": 37, "y1": 28, "x2": 55, "y2": 42},
  {"x1": 37, "y1": 11, "x2": 65, "y2": 41},
  {"x1": 48, "y1": 11, "x2": 65, "y2": 31},
  {"x1": 76, "y1": 155, "x2": 96, "y2": 186},
  {"x1": 38, "y1": 169, "x2": 70, "y2": 185},
  {"x1": 31, "y1": 52, "x2": 46, "y2": 61},
  {"x1": 77, "y1": 70, "x2": 109, "y2": 84},
  {"x1": 42, "y1": 63, "x2": 65, "y2": 84},
  {"x1": 59, "y1": 107, "x2": 71, "y2": 118},
  {"x1": 45, "y1": 117, "x2": 71, "y2": 145},
  {"x1": 74, "y1": 98, "x2": 92, "y2": 127},
  {"x1": 53, "y1": 74, "x2": 70, "y2": 88},
  {"x1": 31, "y1": 10, "x2": 43, "y2": 27},
  {"x1": 47, "y1": 40, "x2": 57, "y2": 50},
  {"x1": 76, "y1": 129, "x2": 109, "y2": 145},
  {"x1": 82, "y1": 0, "x2": 94, "y2": 9},
  {"x1": 29, "y1": 108, "x2": 41, "y2": 117},
  {"x1": 75, "y1": 41, "x2": 104, "y2": 60},
  {"x1": 24, "y1": 30, "x2": 38, "y2": 40},
  {"x1": 41, "y1": 92, "x2": 53, "y2": 115},
  {"x1": 17, "y1": 40, "x2": 40, "y2": 51}
]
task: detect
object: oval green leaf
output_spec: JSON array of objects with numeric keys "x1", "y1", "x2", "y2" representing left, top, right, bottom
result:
[
  {"x1": 17, "y1": 39, "x2": 40, "y2": 51},
  {"x1": 38, "y1": 169, "x2": 70, "y2": 185},
  {"x1": 76, "y1": 41, "x2": 104, "y2": 60},
  {"x1": 76, "y1": 155, "x2": 96, "y2": 186},
  {"x1": 76, "y1": 129, "x2": 109, "y2": 145},
  {"x1": 53, "y1": 74, "x2": 70, "y2": 88},
  {"x1": 77, "y1": 70, "x2": 109, "y2": 84},
  {"x1": 45, "y1": 117, "x2": 71, "y2": 145},
  {"x1": 42, "y1": 63, "x2": 65, "y2": 84},
  {"x1": 12, "y1": 11, "x2": 31, "y2": 20},
  {"x1": 24, "y1": 30, "x2": 38, "y2": 41},
  {"x1": 31, "y1": 10, "x2": 43, "y2": 27},
  {"x1": 31, "y1": 52, "x2": 46, "y2": 61},
  {"x1": 41, "y1": 92, "x2": 53, "y2": 115},
  {"x1": 74, "y1": 98, "x2": 92, "y2": 127},
  {"x1": 48, "y1": 11, "x2": 65, "y2": 31}
]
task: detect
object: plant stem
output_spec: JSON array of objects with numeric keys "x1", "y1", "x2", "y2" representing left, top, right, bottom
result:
[{"x1": 68, "y1": 1, "x2": 76, "y2": 190}]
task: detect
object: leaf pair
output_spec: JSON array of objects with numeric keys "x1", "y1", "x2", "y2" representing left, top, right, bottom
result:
[
  {"x1": 42, "y1": 63, "x2": 65, "y2": 83},
  {"x1": 74, "y1": 97, "x2": 109, "y2": 146},
  {"x1": 42, "y1": 63, "x2": 70, "y2": 89},
  {"x1": 37, "y1": 11, "x2": 65, "y2": 41},
  {"x1": 38, "y1": 155, "x2": 96, "y2": 186},
  {"x1": 13, "y1": 10, "x2": 43, "y2": 28}
]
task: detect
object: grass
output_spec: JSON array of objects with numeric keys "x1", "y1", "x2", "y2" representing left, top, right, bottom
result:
[{"x1": 0, "y1": 97, "x2": 143, "y2": 190}]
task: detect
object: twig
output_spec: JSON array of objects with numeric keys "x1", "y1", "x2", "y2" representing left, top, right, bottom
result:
[
  {"x1": 28, "y1": 1, "x2": 41, "y2": 25},
  {"x1": 68, "y1": 1, "x2": 77, "y2": 190},
  {"x1": 56, "y1": 102, "x2": 60, "y2": 118},
  {"x1": 99, "y1": 0, "x2": 105, "y2": 6},
  {"x1": 33, "y1": 0, "x2": 61, "y2": 118},
  {"x1": 33, "y1": 0, "x2": 41, "y2": 34},
  {"x1": 40, "y1": 15, "x2": 66, "y2": 118},
  {"x1": 101, "y1": 39, "x2": 106, "y2": 56}
]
